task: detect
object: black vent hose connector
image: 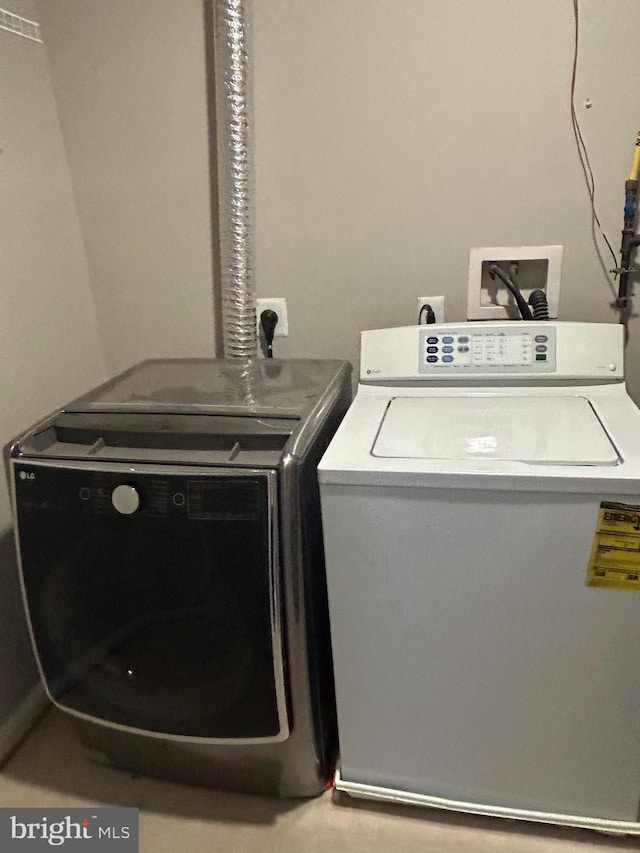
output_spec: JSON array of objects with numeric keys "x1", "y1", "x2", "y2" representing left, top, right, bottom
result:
[{"x1": 528, "y1": 289, "x2": 550, "y2": 321}]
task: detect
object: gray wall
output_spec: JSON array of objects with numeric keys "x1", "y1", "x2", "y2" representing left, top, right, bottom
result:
[
  {"x1": 37, "y1": 1, "x2": 640, "y2": 394},
  {"x1": 251, "y1": 0, "x2": 640, "y2": 399},
  {"x1": 37, "y1": 0, "x2": 216, "y2": 375},
  {"x1": 0, "y1": 0, "x2": 106, "y2": 759}
]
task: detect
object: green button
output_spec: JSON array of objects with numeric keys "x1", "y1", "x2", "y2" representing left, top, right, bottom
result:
[{"x1": 536, "y1": 354, "x2": 547, "y2": 361}]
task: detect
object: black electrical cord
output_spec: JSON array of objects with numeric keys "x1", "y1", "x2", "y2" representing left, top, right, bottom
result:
[
  {"x1": 418, "y1": 304, "x2": 436, "y2": 324},
  {"x1": 488, "y1": 264, "x2": 534, "y2": 320},
  {"x1": 260, "y1": 309, "x2": 278, "y2": 358}
]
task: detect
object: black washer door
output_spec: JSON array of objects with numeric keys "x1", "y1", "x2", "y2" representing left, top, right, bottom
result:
[{"x1": 15, "y1": 463, "x2": 287, "y2": 741}]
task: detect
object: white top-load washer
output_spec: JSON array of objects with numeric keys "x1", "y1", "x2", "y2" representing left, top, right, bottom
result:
[{"x1": 319, "y1": 322, "x2": 640, "y2": 834}]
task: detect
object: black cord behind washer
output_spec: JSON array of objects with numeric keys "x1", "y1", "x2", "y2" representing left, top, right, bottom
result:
[{"x1": 488, "y1": 264, "x2": 534, "y2": 320}]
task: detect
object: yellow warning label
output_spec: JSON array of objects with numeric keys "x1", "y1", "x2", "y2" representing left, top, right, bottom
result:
[{"x1": 587, "y1": 502, "x2": 640, "y2": 591}]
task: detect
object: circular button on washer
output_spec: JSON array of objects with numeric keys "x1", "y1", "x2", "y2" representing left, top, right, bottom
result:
[{"x1": 111, "y1": 484, "x2": 140, "y2": 515}]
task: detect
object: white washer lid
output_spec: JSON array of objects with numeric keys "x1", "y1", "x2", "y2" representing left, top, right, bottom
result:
[{"x1": 372, "y1": 396, "x2": 619, "y2": 465}]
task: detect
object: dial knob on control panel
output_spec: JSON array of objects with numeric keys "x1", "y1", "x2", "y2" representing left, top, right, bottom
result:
[{"x1": 111, "y1": 484, "x2": 140, "y2": 515}]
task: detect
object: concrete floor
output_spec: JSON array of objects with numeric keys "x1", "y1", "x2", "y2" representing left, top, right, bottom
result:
[{"x1": 0, "y1": 709, "x2": 637, "y2": 853}]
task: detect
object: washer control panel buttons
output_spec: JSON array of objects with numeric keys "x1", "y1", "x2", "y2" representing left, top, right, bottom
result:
[{"x1": 420, "y1": 327, "x2": 556, "y2": 373}]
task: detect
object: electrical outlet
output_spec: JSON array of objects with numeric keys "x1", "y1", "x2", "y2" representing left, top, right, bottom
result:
[
  {"x1": 416, "y1": 295, "x2": 445, "y2": 324},
  {"x1": 467, "y1": 246, "x2": 563, "y2": 320},
  {"x1": 256, "y1": 298, "x2": 288, "y2": 337}
]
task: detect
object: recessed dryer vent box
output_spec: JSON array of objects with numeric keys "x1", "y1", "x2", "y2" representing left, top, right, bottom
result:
[{"x1": 467, "y1": 245, "x2": 563, "y2": 320}]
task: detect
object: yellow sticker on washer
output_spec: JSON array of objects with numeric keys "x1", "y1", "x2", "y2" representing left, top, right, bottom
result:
[{"x1": 587, "y1": 502, "x2": 640, "y2": 590}]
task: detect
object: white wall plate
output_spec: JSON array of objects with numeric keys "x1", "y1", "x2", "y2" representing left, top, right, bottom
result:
[{"x1": 467, "y1": 245, "x2": 563, "y2": 320}]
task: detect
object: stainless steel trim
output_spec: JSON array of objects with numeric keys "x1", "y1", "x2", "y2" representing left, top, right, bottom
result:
[
  {"x1": 285, "y1": 363, "x2": 352, "y2": 461},
  {"x1": 9, "y1": 467, "x2": 51, "y2": 732},
  {"x1": 334, "y1": 769, "x2": 640, "y2": 835},
  {"x1": 11, "y1": 457, "x2": 290, "y2": 746}
]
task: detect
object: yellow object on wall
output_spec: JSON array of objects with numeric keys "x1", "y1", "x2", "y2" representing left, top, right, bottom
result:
[{"x1": 630, "y1": 129, "x2": 640, "y2": 181}]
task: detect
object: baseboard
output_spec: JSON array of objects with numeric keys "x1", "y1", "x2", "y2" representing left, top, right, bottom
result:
[{"x1": 0, "y1": 685, "x2": 49, "y2": 767}]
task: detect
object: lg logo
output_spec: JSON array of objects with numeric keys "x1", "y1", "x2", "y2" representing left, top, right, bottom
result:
[{"x1": 18, "y1": 471, "x2": 35, "y2": 481}]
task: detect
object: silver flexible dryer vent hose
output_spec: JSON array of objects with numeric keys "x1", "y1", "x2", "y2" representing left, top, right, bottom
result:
[{"x1": 215, "y1": 0, "x2": 257, "y2": 359}]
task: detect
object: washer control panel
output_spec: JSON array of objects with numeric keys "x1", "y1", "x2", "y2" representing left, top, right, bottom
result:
[{"x1": 419, "y1": 326, "x2": 556, "y2": 373}]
